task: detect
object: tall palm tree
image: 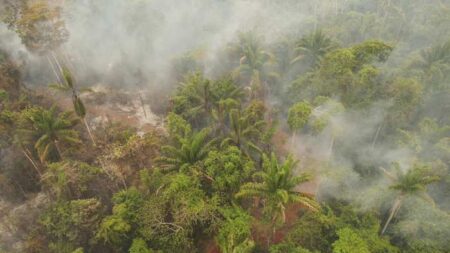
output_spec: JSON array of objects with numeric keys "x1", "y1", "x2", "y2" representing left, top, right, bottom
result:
[
  {"x1": 49, "y1": 68, "x2": 96, "y2": 145},
  {"x1": 171, "y1": 72, "x2": 214, "y2": 126},
  {"x1": 211, "y1": 77, "x2": 244, "y2": 135},
  {"x1": 380, "y1": 163, "x2": 441, "y2": 235},
  {"x1": 222, "y1": 108, "x2": 264, "y2": 159},
  {"x1": 413, "y1": 40, "x2": 450, "y2": 90},
  {"x1": 236, "y1": 153, "x2": 319, "y2": 224},
  {"x1": 418, "y1": 40, "x2": 450, "y2": 70},
  {"x1": 292, "y1": 30, "x2": 337, "y2": 68},
  {"x1": 19, "y1": 106, "x2": 80, "y2": 162},
  {"x1": 231, "y1": 32, "x2": 278, "y2": 97},
  {"x1": 157, "y1": 127, "x2": 216, "y2": 172}
]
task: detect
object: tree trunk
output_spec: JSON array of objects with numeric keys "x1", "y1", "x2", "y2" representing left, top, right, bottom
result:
[
  {"x1": 138, "y1": 92, "x2": 148, "y2": 118},
  {"x1": 119, "y1": 172, "x2": 128, "y2": 190},
  {"x1": 54, "y1": 140, "x2": 63, "y2": 160},
  {"x1": 83, "y1": 117, "x2": 96, "y2": 146},
  {"x1": 372, "y1": 120, "x2": 384, "y2": 149},
  {"x1": 328, "y1": 136, "x2": 335, "y2": 160},
  {"x1": 21, "y1": 148, "x2": 42, "y2": 177},
  {"x1": 381, "y1": 195, "x2": 404, "y2": 235},
  {"x1": 269, "y1": 208, "x2": 284, "y2": 248},
  {"x1": 59, "y1": 48, "x2": 78, "y2": 77},
  {"x1": 218, "y1": 107, "x2": 225, "y2": 135},
  {"x1": 47, "y1": 55, "x2": 63, "y2": 84},
  {"x1": 51, "y1": 51, "x2": 64, "y2": 77},
  {"x1": 290, "y1": 132, "x2": 297, "y2": 149}
]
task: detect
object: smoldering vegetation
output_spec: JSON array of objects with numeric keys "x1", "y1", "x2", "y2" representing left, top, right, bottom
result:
[{"x1": 0, "y1": 0, "x2": 449, "y2": 253}]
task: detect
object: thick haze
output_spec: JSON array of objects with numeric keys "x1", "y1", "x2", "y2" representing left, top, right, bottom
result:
[
  {"x1": 0, "y1": 0, "x2": 449, "y2": 250},
  {"x1": 62, "y1": 0, "x2": 314, "y2": 87},
  {"x1": 1, "y1": 0, "x2": 447, "y2": 214},
  {"x1": 2, "y1": 0, "x2": 327, "y2": 88}
]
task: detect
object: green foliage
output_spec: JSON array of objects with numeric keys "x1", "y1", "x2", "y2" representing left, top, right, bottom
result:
[
  {"x1": 138, "y1": 173, "x2": 220, "y2": 252},
  {"x1": 109, "y1": 130, "x2": 162, "y2": 171},
  {"x1": 96, "y1": 214, "x2": 132, "y2": 246},
  {"x1": 393, "y1": 199, "x2": 450, "y2": 253},
  {"x1": 158, "y1": 124, "x2": 216, "y2": 172},
  {"x1": 172, "y1": 73, "x2": 244, "y2": 128},
  {"x1": 381, "y1": 162, "x2": 441, "y2": 235},
  {"x1": 270, "y1": 242, "x2": 312, "y2": 253},
  {"x1": 217, "y1": 206, "x2": 255, "y2": 253},
  {"x1": 63, "y1": 68, "x2": 74, "y2": 89},
  {"x1": 1, "y1": 3, "x2": 450, "y2": 253},
  {"x1": 72, "y1": 248, "x2": 84, "y2": 253},
  {"x1": 12, "y1": 1, "x2": 69, "y2": 54},
  {"x1": 96, "y1": 188, "x2": 144, "y2": 246},
  {"x1": 389, "y1": 162, "x2": 440, "y2": 195},
  {"x1": 204, "y1": 146, "x2": 254, "y2": 198},
  {"x1": 172, "y1": 50, "x2": 204, "y2": 81},
  {"x1": 40, "y1": 199, "x2": 102, "y2": 249},
  {"x1": 129, "y1": 238, "x2": 154, "y2": 253},
  {"x1": 17, "y1": 106, "x2": 80, "y2": 162},
  {"x1": 73, "y1": 96, "x2": 86, "y2": 119},
  {"x1": 222, "y1": 100, "x2": 269, "y2": 158},
  {"x1": 413, "y1": 40, "x2": 450, "y2": 90},
  {"x1": 292, "y1": 30, "x2": 337, "y2": 68},
  {"x1": 236, "y1": 153, "x2": 319, "y2": 224},
  {"x1": 332, "y1": 227, "x2": 370, "y2": 253},
  {"x1": 0, "y1": 89, "x2": 7, "y2": 101},
  {"x1": 283, "y1": 204, "x2": 399, "y2": 253},
  {"x1": 309, "y1": 97, "x2": 345, "y2": 133},
  {"x1": 321, "y1": 49, "x2": 356, "y2": 76},
  {"x1": 211, "y1": 76, "x2": 244, "y2": 133},
  {"x1": 396, "y1": 117, "x2": 450, "y2": 160},
  {"x1": 334, "y1": 206, "x2": 400, "y2": 253},
  {"x1": 112, "y1": 187, "x2": 145, "y2": 223},
  {"x1": 42, "y1": 160, "x2": 103, "y2": 199},
  {"x1": 351, "y1": 40, "x2": 393, "y2": 66},
  {"x1": 287, "y1": 101, "x2": 312, "y2": 133},
  {"x1": 290, "y1": 40, "x2": 393, "y2": 107},
  {"x1": 231, "y1": 32, "x2": 277, "y2": 93},
  {"x1": 284, "y1": 208, "x2": 337, "y2": 253},
  {"x1": 166, "y1": 112, "x2": 191, "y2": 137},
  {"x1": 386, "y1": 78, "x2": 423, "y2": 127},
  {"x1": 172, "y1": 72, "x2": 213, "y2": 124}
]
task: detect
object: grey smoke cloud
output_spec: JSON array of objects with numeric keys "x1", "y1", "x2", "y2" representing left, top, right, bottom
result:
[
  {"x1": 60, "y1": 0, "x2": 315, "y2": 88},
  {"x1": 0, "y1": 0, "x2": 449, "y2": 250}
]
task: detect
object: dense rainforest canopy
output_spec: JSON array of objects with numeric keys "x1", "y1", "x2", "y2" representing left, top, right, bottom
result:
[{"x1": 0, "y1": 0, "x2": 449, "y2": 253}]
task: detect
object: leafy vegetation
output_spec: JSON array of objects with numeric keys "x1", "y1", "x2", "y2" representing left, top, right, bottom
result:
[{"x1": 0, "y1": 1, "x2": 449, "y2": 253}]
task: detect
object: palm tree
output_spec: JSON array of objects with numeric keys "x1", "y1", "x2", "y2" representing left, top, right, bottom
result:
[
  {"x1": 292, "y1": 30, "x2": 337, "y2": 68},
  {"x1": 236, "y1": 153, "x2": 319, "y2": 224},
  {"x1": 417, "y1": 40, "x2": 450, "y2": 70},
  {"x1": 14, "y1": 137, "x2": 43, "y2": 177},
  {"x1": 231, "y1": 32, "x2": 278, "y2": 98},
  {"x1": 19, "y1": 106, "x2": 80, "y2": 162},
  {"x1": 171, "y1": 72, "x2": 214, "y2": 126},
  {"x1": 211, "y1": 77, "x2": 244, "y2": 134},
  {"x1": 379, "y1": 163, "x2": 441, "y2": 235},
  {"x1": 157, "y1": 127, "x2": 216, "y2": 172},
  {"x1": 413, "y1": 40, "x2": 450, "y2": 90},
  {"x1": 49, "y1": 68, "x2": 96, "y2": 145},
  {"x1": 222, "y1": 108, "x2": 265, "y2": 159}
]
